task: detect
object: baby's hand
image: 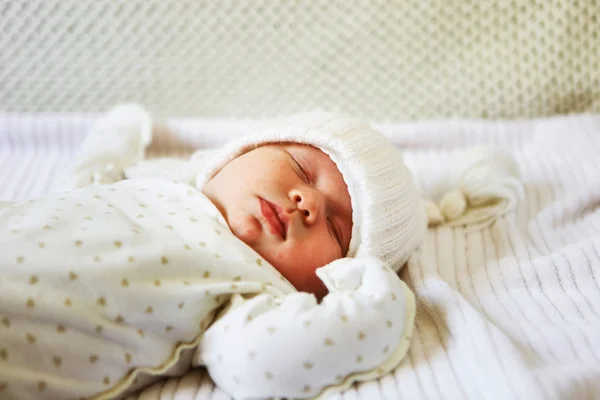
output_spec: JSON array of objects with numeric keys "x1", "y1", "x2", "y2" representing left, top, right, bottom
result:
[{"x1": 195, "y1": 255, "x2": 416, "y2": 400}]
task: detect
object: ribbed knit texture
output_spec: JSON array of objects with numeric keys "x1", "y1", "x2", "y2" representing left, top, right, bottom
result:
[{"x1": 2, "y1": 113, "x2": 600, "y2": 399}]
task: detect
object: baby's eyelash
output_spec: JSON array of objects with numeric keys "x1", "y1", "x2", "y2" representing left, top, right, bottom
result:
[
  {"x1": 291, "y1": 155, "x2": 310, "y2": 184},
  {"x1": 327, "y1": 218, "x2": 342, "y2": 247}
]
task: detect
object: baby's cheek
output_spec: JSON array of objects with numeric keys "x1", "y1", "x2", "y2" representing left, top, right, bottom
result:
[{"x1": 229, "y1": 214, "x2": 261, "y2": 246}]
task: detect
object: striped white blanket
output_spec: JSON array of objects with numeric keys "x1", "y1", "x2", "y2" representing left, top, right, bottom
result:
[{"x1": 1, "y1": 113, "x2": 599, "y2": 400}]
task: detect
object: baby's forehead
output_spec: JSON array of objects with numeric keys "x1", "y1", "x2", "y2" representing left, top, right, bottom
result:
[
  {"x1": 278, "y1": 142, "x2": 331, "y2": 160},
  {"x1": 255, "y1": 142, "x2": 334, "y2": 167},
  {"x1": 265, "y1": 141, "x2": 320, "y2": 152},
  {"x1": 284, "y1": 144, "x2": 340, "y2": 171}
]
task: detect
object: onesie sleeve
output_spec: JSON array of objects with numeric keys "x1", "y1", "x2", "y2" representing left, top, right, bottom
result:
[
  {"x1": 58, "y1": 103, "x2": 152, "y2": 190},
  {"x1": 194, "y1": 256, "x2": 416, "y2": 400}
]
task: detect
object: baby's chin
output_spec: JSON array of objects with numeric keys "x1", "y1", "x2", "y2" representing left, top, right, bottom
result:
[{"x1": 228, "y1": 216, "x2": 328, "y2": 298}]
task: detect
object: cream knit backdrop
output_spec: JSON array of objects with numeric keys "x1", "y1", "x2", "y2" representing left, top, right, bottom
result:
[{"x1": 1, "y1": 0, "x2": 599, "y2": 120}]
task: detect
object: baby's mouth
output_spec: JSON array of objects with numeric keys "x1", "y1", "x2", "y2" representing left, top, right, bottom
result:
[{"x1": 259, "y1": 198, "x2": 288, "y2": 240}]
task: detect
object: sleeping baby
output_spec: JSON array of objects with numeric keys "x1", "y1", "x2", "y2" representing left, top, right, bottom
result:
[
  {"x1": 0, "y1": 105, "x2": 427, "y2": 400},
  {"x1": 0, "y1": 104, "x2": 521, "y2": 400}
]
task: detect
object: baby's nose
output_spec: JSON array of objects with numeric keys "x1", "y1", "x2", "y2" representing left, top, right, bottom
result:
[{"x1": 291, "y1": 188, "x2": 323, "y2": 224}]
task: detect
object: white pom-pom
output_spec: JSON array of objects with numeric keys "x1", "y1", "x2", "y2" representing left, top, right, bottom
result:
[
  {"x1": 423, "y1": 199, "x2": 444, "y2": 226},
  {"x1": 439, "y1": 189, "x2": 467, "y2": 221},
  {"x1": 436, "y1": 146, "x2": 523, "y2": 230}
]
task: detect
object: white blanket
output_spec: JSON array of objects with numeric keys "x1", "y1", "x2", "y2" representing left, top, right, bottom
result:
[{"x1": 1, "y1": 113, "x2": 600, "y2": 400}]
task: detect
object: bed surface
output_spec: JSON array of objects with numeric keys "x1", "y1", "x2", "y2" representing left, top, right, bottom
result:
[{"x1": 2, "y1": 113, "x2": 600, "y2": 400}]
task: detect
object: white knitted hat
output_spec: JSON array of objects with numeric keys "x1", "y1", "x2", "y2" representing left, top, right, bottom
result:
[{"x1": 195, "y1": 112, "x2": 427, "y2": 272}]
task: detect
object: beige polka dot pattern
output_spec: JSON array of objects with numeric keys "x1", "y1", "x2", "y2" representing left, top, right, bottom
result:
[
  {"x1": 25, "y1": 333, "x2": 36, "y2": 344},
  {"x1": 198, "y1": 256, "x2": 415, "y2": 399},
  {"x1": 0, "y1": 180, "x2": 300, "y2": 398},
  {"x1": 2, "y1": 180, "x2": 410, "y2": 400},
  {"x1": 26, "y1": 298, "x2": 35, "y2": 308}
]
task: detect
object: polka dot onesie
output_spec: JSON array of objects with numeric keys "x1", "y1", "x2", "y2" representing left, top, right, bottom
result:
[
  {"x1": 0, "y1": 104, "x2": 417, "y2": 399},
  {"x1": 1, "y1": 181, "x2": 415, "y2": 400}
]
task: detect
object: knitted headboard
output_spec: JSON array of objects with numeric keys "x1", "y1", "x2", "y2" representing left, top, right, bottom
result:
[{"x1": 1, "y1": 0, "x2": 599, "y2": 120}]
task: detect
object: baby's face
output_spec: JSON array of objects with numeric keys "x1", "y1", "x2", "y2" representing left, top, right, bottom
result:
[{"x1": 202, "y1": 144, "x2": 352, "y2": 298}]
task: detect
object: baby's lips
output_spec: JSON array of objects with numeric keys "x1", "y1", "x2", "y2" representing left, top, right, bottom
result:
[
  {"x1": 276, "y1": 209, "x2": 290, "y2": 239},
  {"x1": 267, "y1": 200, "x2": 291, "y2": 239}
]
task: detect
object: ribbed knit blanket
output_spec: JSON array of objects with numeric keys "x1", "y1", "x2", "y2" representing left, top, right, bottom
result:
[{"x1": 1, "y1": 113, "x2": 599, "y2": 400}]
